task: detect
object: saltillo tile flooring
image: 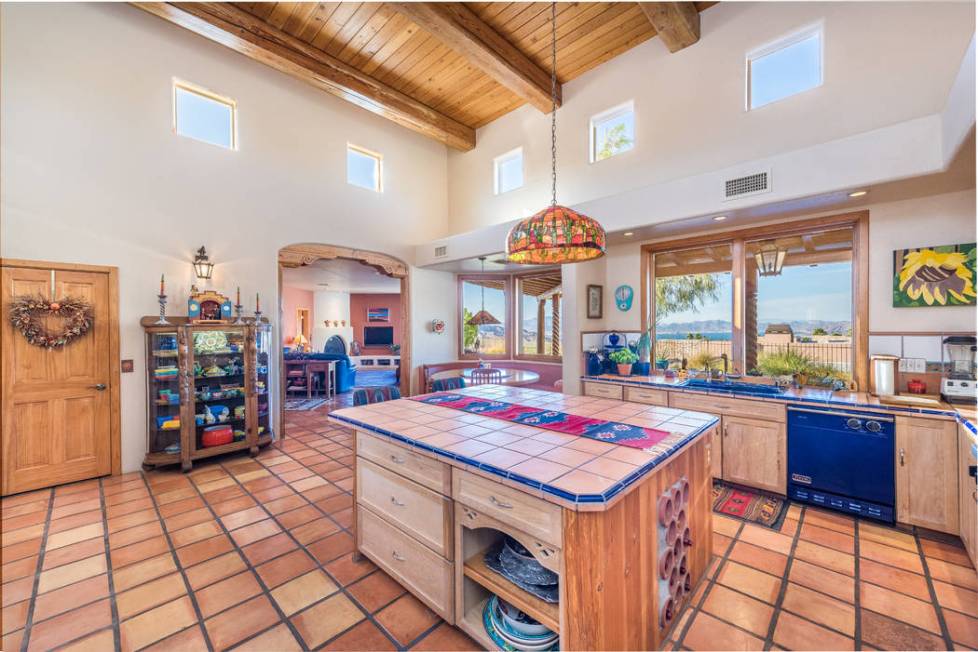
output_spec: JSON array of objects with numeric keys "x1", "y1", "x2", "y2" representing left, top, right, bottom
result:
[{"x1": 0, "y1": 397, "x2": 975, "y2": 651}]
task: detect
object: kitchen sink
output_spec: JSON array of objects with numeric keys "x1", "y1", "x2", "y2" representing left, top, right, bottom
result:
[{"x1": 680, "y1": 378, "x2": 785, "y2": 397}]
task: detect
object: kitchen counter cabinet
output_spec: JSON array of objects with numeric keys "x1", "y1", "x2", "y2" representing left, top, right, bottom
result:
[
  {"x1": 896, "y1": 416, "x2": 959, "y2": 535},
  {"x1": 958, "y1": 425, "x2": 977, "y2": 566},
  {"x1": 721, "y1": 415, "x2": 786, "y2": 495}
]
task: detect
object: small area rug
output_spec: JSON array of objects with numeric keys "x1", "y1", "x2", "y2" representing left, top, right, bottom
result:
[
  {"x1": 712, "y1": 481, "x2": 789, "y2": 530},
  {"x1": 285, "y1": 398, "x2": 327, "y2": 411},
  {"x1": 355, "y1": 369, "x2": 397, "y2": 387}
]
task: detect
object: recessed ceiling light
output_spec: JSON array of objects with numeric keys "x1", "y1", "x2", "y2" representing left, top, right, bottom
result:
[
  {"x1": 623, "y1": 231, "x2": 634, "y2": 237},
  {"x1": 848, "y1": 190, "x2": 868, "y2": 198},
  {"x1": 713, "y1": 215, "x2": 727, "y2": 221}
]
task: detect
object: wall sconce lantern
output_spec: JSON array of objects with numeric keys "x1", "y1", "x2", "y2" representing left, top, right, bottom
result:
[
  {"x1": 754, "y1": 241, "x2": 786, "y2": 277},
  {"x1": 193, "y1": 246, "x2": 214, "y2": 280}
]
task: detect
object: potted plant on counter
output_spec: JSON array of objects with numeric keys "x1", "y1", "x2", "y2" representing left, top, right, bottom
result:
[
  {"x1": 690, "y1": 351, "x2": 723, "y2": 379},
  {"x1": 634, "y1": 330, "x2": 652, "y2": 376},
  {"x1": 609, "y1": 348, "x2": 638, "y2": 376}
]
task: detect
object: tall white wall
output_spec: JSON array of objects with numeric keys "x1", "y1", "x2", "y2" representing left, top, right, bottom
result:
[
  {"x1": 312, "y1": 290, "x2": 352, "y2": 351},
  {"x1": 0, "y1": 3, "x2": 450, "y2": 472},
  {"x1": 409, "y1": 267, "x2": 459, "y2": 393},
  {"x1": 446, "y1": 1, "x2": 974, "y2": 236}
]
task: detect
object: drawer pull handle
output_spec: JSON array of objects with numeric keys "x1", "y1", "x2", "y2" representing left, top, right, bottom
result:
[
  {"x1": 392, "y1": 551, "x2": 406, "y2": 562},
  {"x1": 390, "y1": 455, "x2": 405, "y2": 464},
  {"x1": 899, "y1": 448, "x2": 905, "y2": 467},
  {"x1": 489, "y1": 495, "x2": 513, "y2": 509},
  {"x1": 390, "y1": 496, "x2": 406, "y2": 507}
]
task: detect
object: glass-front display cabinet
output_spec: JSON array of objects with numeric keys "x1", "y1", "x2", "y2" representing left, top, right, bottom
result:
[{"x1": 141, "y1": 317, "x2": 275, "y2": 471}]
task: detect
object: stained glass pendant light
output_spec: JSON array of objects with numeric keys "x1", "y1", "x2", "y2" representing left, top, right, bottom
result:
[
  {"x1": 466, "y1": 257, "x2": 501, "y2": 326},
  {"x1": 506, "y1": 2, "x2": 606, "y2": 265}
]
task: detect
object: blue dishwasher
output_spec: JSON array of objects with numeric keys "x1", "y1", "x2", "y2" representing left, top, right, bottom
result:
[{"x1": 787, "y1": 406, "x2": 895, "y2": 523}]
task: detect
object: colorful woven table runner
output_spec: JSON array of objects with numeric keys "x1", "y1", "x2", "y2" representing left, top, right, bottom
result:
[{"x1": 411, "y1": 393, "x2": 671, "y2": 450}]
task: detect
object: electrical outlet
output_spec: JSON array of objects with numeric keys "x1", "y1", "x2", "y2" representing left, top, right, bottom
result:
[
  {"x1": 898, "y1": 358, "x2": 910, "y2": 372},
  {"x1": 912, "y1": 358, "x2": 926, "y2": 373}
]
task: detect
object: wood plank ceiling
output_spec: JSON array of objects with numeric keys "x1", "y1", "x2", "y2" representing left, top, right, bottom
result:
[{"x1": 136, "y1": 2, "x2": 715, "y2": 150}]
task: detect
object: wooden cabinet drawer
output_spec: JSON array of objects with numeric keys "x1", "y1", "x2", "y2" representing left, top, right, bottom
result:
[
  {"x1": 358, "y1": 506, "x2": 454, "y2": 622},
  {"x1": 669, "y1": 392, "x2": 785, "y2": 423},
  {"x1": 453, "y1": 470, "x2": 562, "y2": 548},
  {"x1": 357, "y1": 431, "x2": 451, "y2": 495},
  {"x1": 624, "y1": 386, "x2": 669, "y2": 406},
  {"x1": 583, "y1": 382, "x2": 623, "y2": 400},
  {"x1": 357, "y1": 458, "x2": 452, "y2": 558}
]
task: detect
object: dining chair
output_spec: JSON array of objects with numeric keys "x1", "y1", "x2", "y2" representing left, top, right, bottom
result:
[
  {"x1": 469, "y1": 368, "x2": 503, "y2": 386},
  {"x1": 352, "y1": 386, "x2": 402, "y2": 406},
  {"x1": 431, "y1": 377, "x2": 465, "y2": 392}
]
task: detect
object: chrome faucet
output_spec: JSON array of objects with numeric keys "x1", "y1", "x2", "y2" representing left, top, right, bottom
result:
[{"x1": 720, "y1": 353, "x2": 729, "y2": 380}]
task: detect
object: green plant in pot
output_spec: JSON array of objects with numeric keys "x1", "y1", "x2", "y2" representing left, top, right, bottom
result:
[
  {"x1": 609, "y1": 348, "x2": 638, "y2": 376},
  {"x1": 757, "y1": 350, "x2": 814, "y2": 386}
]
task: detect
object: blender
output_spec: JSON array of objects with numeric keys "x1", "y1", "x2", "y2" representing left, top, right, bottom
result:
[{"x1": 940, "y1": 336, "x2": 977, "y2": 404}]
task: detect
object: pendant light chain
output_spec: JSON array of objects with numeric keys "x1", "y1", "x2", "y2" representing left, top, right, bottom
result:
[{"x1": 550, "y1": 0, "x2": 557, "y2": 207}]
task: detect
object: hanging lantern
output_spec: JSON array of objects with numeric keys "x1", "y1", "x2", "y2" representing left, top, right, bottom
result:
[
  {"x1": 193, "y1": 246, "x2": 214, "y2": 280},
  {"x1": 506, "y1": 2, "x2": 606, "y2": 265},
  {"x1": 754, "y1": 241, "x2": 786, "y2": 276},
  {"x1": 466, "y1": 257, "x2": 501, "y2": 326}
]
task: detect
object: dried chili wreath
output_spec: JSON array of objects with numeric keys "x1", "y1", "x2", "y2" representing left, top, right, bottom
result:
[{"x1": 9, "y1": 295, "x2": 94, "y2": 348}]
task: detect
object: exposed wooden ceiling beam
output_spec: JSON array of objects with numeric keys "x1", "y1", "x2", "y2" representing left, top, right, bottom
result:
[
  {"x1": 390, "y1": 2, "x2": 560, "y2": 114},
  {"x1": 638, "y1": 2, "x2": 701, "y2": 53},
  {"x1": 133, "y1": 2, "x2": 476, "y2": 151}
]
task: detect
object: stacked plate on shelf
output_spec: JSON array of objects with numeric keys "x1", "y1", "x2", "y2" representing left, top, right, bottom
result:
[
  {"x1": 482, "y1": 595, "x2": 558, "y2": 651},
  {"x1": 484, "y1": 537, "x2": 558, "y2": 603}
]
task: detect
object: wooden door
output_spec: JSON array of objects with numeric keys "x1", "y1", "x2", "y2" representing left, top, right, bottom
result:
[
  {"x1": 710, "y1": 424, "x2": 723, "y2": 480},
  {"x1": 896, "y1": 416, "x2": 958, "y2": 534},
  {"x1": 2, "y1": 263, "x2": 116, "y2": 494},
  {"x1": 958, "y1": 426, "x2": 977, "y2": 566},
  {"x1": 722, "y1": 416, "x2": 786, "y2": 494}
]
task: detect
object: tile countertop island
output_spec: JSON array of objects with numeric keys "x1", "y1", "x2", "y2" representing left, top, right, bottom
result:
[{"x1": 329, "y1": 385, "x2": 719, "y2": 650}]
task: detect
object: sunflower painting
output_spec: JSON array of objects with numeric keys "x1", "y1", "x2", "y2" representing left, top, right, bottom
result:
[{"x1": 893, "y1": 242, "x2": 977, "y2": 307}]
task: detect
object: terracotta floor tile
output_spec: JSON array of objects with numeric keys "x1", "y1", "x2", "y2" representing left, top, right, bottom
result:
[
  {"x1": 316, "y1": 494, "x2": 352, "y2": 515},
  {"x1": 157, "y1": 496, "x2": 206, "y2": 519},
  {"x1": 332, "y1": 507, "x2": 353, "y2": 529},
  {"x1": 186, "y1": 551, "x2": 247, "y2": 590},
  {"x1": 794, "y1": 539, "x2": 854, "y2": 576},
  {"x1": 31, "y1": 574, "x2": 109, "y2": 623},
  {"x1": 109, "y1": 521, "x2": 164, "y2": 550},
  {"x1": 702, "y1": 584, "x2": 775, "y2": 636},
  {"x1": 348, "y1": 571, "x2": 407, "y2": 613},
  {"x1": 111, "y1": 535, "x2": 169, "y2": 569},
  {"x1": 944, "y1": 609, "x2": 978, "y2": 649},
  {"x1": 1, "y1": 524, "x2": 44, "y2": 547},
  {"x1": 713, "y1": 515, "x2": 741, "y2": 538},
  {"x1": 860, "y1": 581, "x2": 941, "y2": 634},
  {"x1": 37, "y1": 553, "x2": 107, "y2": 593},
  {"x1": 2, "y1": 600, "x2": 29, "y2": 635},
  {"x1": 210, "y1": 495, "x2": 258, "y2": 518},
  {"x1": 241, "y1": 532, "x2": 298, "y2": 566},
  {"x1": 800, "y1": 522, "x2": 855, "y2": 554},
  {"x1": 728, "y1": 540, "x2": 788, "y2": 576},
  {"x1": 740, "y1": 524, "x2": 794, "y2": 555},
  {"x1": 107, "y1": 509, "x2": 158, "y2": 533},
  {"x1": 409, "y1": 624, "x2": 481, "y2": 651},
  {"x1": 782, "y1": 582, "x2": 855, "y2": 636},
  {"x1": 1, "y1": 555, "x2": 37, "y2": 583},
  {"x1": 170, "y1": 520, "x2": 222, "y2": 548},
  {"x1": 271, "y1": 569, "x2": 338, "y2": 615},
  {"x1": 220, "y1": 506, "x2": 267, "y2": 531},
  {"x1": 141, "y1": 624, "x2": 207, "y2": 652},
  {"x1": 788, "y1": 558, "x2": 855, "y2": 603},
  {"x1": 859, "y1": 558, "x2": 931, "y2": 601},
  {"x1": 264, "y1": 494, "x2": 307, "y2": 515},
  {"x1": 195, "y1": 570, "x2": 263, "y2": 618},
  {"x1": 1, "y1": 577, "x2": 33, "y2": 608},
  {"x1": 47, "y1": 510, "x2": 102, "y2": 535},
  {"x1": 860, "y1": 609, "x2": 947, "y2": 651},
  {"x1": 256, "y1": 549, "x2": 317, "y2": 588},
  {"x1": 934, "y1": 580, "x2": 978, "y2": 617},
  {"x1": 713, "y1": 533, "x2": 733, "y2": 556},
  {"x1": 112, "y1": 552, "x2": 177, "y2": 592},
  {"x1": 116, "y1": 572, "x2": 187, "y2": 620},
  {"x1": 920, "y1": 538, "x2": 973, "y2": 568},
  {"x1": 322, "y1": 620, "x2": 397, "y2": 651},
  {"x1": 859, "y1": 521, "x2": 918, "y2": 552},
  {"x1": 307, "y1": 532, "x2": 355, "y2": 564},
  {"x1": 233, "y1": 623, "x2": 303, "y2": 651},
  {"x1": 26, "y1": 598, "x2": 112, "y2": 651},
  {"x1": 859, "y1": 539, "x2": 924, "y2": 574},
  {"x1": 928, "y1": 557, "x2": 978, "y2": 591},
  {"x1": 290, "y1": 517, "x2": 340, "y2": 545},
  {"x1": 230, "y1": 519, "x2": 281, "y2": 547},
  {"x1": 804, "y1": 509, "x2": 856, "y2": 535},
  {"x1": 105, "y1": 497, "x2": 154, "y2": 519},
  {"x1": 717, "y1": 560, "x2": 782, "y2": 603},
  {"x1": 277, "y1": 505, "x2": 321, "y2": 530},
  {"x1": 376, "y1": 593, "x2": 441, "y2": 646},
  {"x1": 163, "y1": 507, "x2": 213, "y2": 532},
  {"x1": 326, "y1": 552, "x2": 377, "y2": 586},
  {"x1": 2, "y1": 628, "x2": 23, "y2": 652},
  {"x1": 292, "y1": 592, "x2": 365, "y2": 648},
  {"x1": 682, "y1": 611, "x2": 765, "y2": 651},
  {"x1": 59, "y1": 627, "x2": 115, "y2": 651},
  {"x1": 175, "y1": 533, "x2": 233, "y2": 568},
  {"x1": 773, "y1": 610, "x2": 854, "y2": 651},
  {"x1": 2, "y1": 538, "x2": 42, "y2": 563},
  {"x1": 1, "y1": 511, "x2": 47, "y2": 533},
  {"x1": 205, "y1": 595, "x2": 281, "y2": 651},
  {"x1": 120, "y1": 595, "x2": 198, "y2": 651}
]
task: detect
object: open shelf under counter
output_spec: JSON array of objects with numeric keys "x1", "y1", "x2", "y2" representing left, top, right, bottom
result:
[
  {"x1": 456, "y1": 590, "x2": 499, "y2": 652},
  {"x1": 462, "y1": 548, "x2": 559, "y2": 633}
]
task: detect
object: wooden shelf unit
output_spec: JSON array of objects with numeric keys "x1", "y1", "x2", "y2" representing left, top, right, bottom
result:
[{"x1": 462, "y1": 548, "x2": 559, "y2": 632}]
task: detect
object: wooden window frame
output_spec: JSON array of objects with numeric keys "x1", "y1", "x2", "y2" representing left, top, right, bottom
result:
[
  {"x1": 640, "y1": 211, "x2": 869, "y2": 390},
  {"x1": 514, "y1": 270, "x2": 563, "y2": 363},
  {"x1": 458, "y1": 274, "x2": 513, "y2": 360}
]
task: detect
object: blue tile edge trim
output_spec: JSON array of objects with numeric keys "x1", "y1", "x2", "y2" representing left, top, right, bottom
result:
[
  {"x1": 328, "y1": 412, "x2": 719, "y2": 505},
  {"x1": 580, "y1": 375, "x2": 978, "y2": 437}
]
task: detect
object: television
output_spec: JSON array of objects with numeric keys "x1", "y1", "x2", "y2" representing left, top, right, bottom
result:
[{"x1": 364, "y1": 326, "x2": 394, "y2": 346}]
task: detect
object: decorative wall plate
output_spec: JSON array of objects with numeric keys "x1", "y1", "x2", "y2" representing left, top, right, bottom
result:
[{"x1": 615, "y1": 285, "x2": 634, "y2": 311}]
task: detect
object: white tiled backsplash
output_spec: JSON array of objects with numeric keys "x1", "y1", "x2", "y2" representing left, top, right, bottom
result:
[{"x1": 868, "y1": 333, "x2": 974, "y2": 369}]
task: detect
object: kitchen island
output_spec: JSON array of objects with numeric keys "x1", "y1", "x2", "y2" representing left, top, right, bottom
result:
[{"x1": 330, "y1": 385, "x2": 718, "y2": 651}]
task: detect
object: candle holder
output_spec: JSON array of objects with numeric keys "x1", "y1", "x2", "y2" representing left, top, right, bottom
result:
[
  {"x1": 233, "y1": 302, "x2": 244, "y2": 324},
  {"x1": 253, "y1": 309, "x2": 263, "y2": 325},
  {"x1": 155, "y1": 292, "x2": 170, "y2": 325}
]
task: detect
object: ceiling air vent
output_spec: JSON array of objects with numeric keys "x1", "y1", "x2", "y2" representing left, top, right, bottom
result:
[
  {"x1": 723, "y1": 170, "x2": 771, "y2": 200},
  {"x1": 433, "y1": 245, "x2": 448, "y2": 258}
]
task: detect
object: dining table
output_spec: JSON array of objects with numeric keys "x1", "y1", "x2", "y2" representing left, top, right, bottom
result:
[{"x1": 429, "y1": 367, "x2": 541, "y2": 387}]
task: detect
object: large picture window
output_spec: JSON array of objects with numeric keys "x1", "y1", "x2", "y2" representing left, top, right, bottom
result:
[
  {"x1": 517, "y1": 272, "x2": 562, "y2": 359},
  {"x1": 459, "y1": 277, "x2": 510, "y2": 358},
  {"x1": 644, "y1": 213, "x2": 868, "y2": 389}
]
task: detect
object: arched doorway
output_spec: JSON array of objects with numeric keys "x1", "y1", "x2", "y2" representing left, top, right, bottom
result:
[{"x1": 278, "y1": 243, "x2": 411, "y2": 431}]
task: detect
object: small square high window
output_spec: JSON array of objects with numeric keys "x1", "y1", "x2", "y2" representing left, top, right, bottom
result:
[
  {"x1": 747, "y1": 26, "x2": 823, "y2": 110},
  {"x1": 590, "y1": 102, "x2": 635, "y2": 163},
  {"x1": 347, "y1": 145, "x2": 382, "y2": 192},
  {"x1": 493, "y1": 148, "x2": 523, "y2": 195},
  {"x1": 173, "y1": 81, "x2": 236, "y2": 149}
]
